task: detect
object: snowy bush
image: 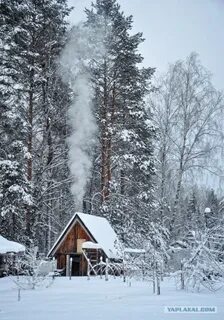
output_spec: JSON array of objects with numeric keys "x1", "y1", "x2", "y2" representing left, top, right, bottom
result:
[
  {"x1": 122, "y1": 222, "x2": 169, "y2": 295},
  {"x1": 12, "y1": 247, "x2": 54, "y2": 290},
  {"x1": 174, "y1": 228, "x2": 224, "y2": 292}
]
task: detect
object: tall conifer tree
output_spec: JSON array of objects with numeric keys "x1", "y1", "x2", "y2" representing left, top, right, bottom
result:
[{"x1": 84, "y1": 0, "x2": 156, "y2": 244}]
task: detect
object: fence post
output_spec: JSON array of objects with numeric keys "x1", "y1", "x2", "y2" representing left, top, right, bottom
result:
[
  {"x1": 156, "y1": 262, "x2": 160, "y2": 295},
  {"x1": 66, "y1": 254, "x2": 70, "y2": 277},
  {"x1": 160, "y1": 261, "x2": 164, "y2": 282},
  {"x1": 152, "y1": 259, "x2": 156, "y2": 294},
  {"x1": 18, "y1": 288, "x2": 21, "y2": 301},
  {"x1": 105, "y1": 258, "x2": 109, "y2": 281},
  {"x1": 123, "y1": 258, "x2": 126, "y2": 283},
  {"x1": 87, "y1": 258, "x2": 90, "y2": 280},
  {"x1": 142, "y1": 257, "x2": 145, "y2": 281},
  {"x1": 100, "y1": 256, "x2": 103, "y2": 279},
  {"x1": 180, "y1": 262, "x2": 185, "y2": 290},
  {"x1": 69, "y1": 257, "x2": 73, "y2": 280}
]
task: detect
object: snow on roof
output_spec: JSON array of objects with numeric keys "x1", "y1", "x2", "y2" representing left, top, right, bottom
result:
[
  {"x1": 48, "y1": 212, "x2": 122, "y2": 259},
  {"x1": 0, "y1": 235, "x2": 25, "y2": 254},
  {"x1": 77, "y1": 213, "x2": 121, "y2": 258},
  {"x1": 82, "y1": 241, "x2": 102, "y2": 250}
]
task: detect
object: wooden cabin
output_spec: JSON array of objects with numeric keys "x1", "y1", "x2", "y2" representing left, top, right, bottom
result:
[
  {"x1": 0, "y1": 235, "x2": 25, "y2": 277},
  {"x1": 47, "y1": 212, "x2": 121, "y2": 276}
]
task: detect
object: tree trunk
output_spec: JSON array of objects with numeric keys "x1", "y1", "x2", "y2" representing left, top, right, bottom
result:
[
  {"x1": 26, "y1": 68, "x2": 34, "y2": 239},
  {"x1": 101, "y1": 60, "x2": 110, "y2": 203}
]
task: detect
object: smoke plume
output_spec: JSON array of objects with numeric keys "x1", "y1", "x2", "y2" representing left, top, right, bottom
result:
[{"x1": 60, "y1": 23, "x2": 105, "y2": 209}]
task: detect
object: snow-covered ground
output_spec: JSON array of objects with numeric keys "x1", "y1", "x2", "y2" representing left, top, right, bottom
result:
[{"x1": 0, "y1": 276, "x2": 224, "y2": 320}]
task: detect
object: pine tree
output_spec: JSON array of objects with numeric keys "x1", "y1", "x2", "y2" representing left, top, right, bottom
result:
[
  {"x1": 0, "y1": 104, "x2": 33, "y2": 242},
  {"x1": 84, "y1": 0, "x2": 156, "y2": 245},
  {"x1": 0, "y1": 0, "x2": 73, "y2": 250},
  {"x1": 0, "y1": 0, "x2": 33, "y2": 243}
]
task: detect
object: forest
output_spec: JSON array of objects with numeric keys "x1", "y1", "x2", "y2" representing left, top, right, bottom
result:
[{"x1": 1, "y1": 0, "x2": 224, "y2": 292}]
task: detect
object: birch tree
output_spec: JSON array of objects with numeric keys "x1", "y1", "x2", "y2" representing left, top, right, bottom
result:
[{"x1": 151, "y1": 53, "x2": 223, "y2": 235}]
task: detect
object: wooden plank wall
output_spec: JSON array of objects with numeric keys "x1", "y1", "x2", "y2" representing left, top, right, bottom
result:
[{"x1": 55, "y1": 221, "x2": 92, "y2": 272}]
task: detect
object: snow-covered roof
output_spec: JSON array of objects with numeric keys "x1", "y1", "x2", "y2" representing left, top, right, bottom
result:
[
  {"x1": 48, "y1": 212, "x2": 122, "y2": 259},
  {"x1": 82, "y1": 241, "x2": 102, "y2": 250},
  {"x1": 0, "y1": 235, "x2": 25, "y2": 254}
]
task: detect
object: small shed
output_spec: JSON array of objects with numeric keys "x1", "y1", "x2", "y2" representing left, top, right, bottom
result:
[
  {"x1": 0, "y1": 235, "x2": 25, "y2": 277},
  {"x1": 47, "y1": 212, "x2": 121, "y2": 276}
]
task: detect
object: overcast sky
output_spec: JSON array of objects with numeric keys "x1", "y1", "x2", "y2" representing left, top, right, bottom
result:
[{"x1": 68, "y1": 0, "x2": 224, "y2": 90}]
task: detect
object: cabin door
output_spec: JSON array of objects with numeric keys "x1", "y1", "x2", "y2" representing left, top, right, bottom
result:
[{"x1": 71, "y1": 255, "x2": 81, "y2": 276}]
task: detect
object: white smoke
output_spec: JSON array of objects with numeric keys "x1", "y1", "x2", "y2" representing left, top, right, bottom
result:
[
  {"x1": 60, "y1": 23, "x2": 105, "y2": 209},
  {"x1": 68, "y1": 74, "x2": 95, "y2": 208}
]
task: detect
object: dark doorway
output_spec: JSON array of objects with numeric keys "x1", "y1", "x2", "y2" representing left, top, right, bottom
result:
[{"x1": 71, "y1": 254, "x2": 81, "y2": 276}]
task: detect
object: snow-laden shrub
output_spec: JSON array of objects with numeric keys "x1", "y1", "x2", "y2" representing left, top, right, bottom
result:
[
  {"x1": 12, "y1": 247, "x2": 54, "y2": 290},
  {"x1": 123, "y1": 222, "x2": 170, "y2": 295},
  {"x1": 174, "y1": 229, "x2": 224, "y2": 292}
]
